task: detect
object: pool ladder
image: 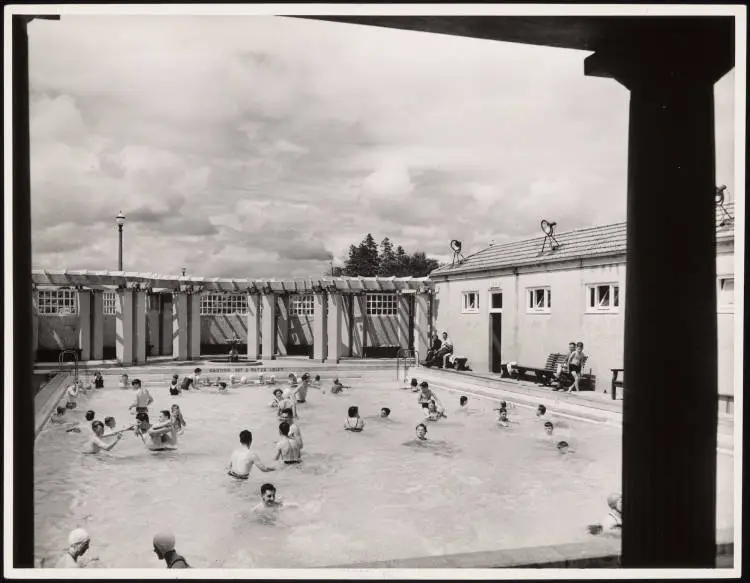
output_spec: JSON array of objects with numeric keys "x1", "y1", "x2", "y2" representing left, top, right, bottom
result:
[
  {"x1": 59, "y1": 349, "x2": 79, "y2": 383},
  {"x1": 396, "y1": 348, "x2": 418, "y2": 383}
]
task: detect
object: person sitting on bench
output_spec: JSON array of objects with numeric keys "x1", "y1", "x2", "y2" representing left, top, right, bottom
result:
[{"x1": 425, "y1": 333, "x2": 442, "y2": 362}]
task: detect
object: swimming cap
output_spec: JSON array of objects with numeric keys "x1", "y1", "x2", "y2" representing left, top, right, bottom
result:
[
  {"x1": 68, "y1": 528, "x2": 90, "y2": 546},
  {"x1": 607, "y1": 492, "x2": 622, "y2": 508},
  {"x1": 153, "y1": 531, "x2": 176, "y2": 553}
]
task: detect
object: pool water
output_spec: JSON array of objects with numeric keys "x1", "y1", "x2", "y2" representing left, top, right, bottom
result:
[{"x1": 33, "y1": 370, "x2": 733, "y2": 568}]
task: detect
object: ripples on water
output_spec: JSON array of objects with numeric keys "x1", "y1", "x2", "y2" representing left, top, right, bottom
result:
[{"x1": 33, "y1": 374, "x2": 730, "y2": 568}]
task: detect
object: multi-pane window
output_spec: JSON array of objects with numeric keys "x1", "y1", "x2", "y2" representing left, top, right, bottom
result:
[
  {"x1": 718, "y1": 277, "x2": 734, "y2": 311},
  {"x1": 366, "y1": 292, "x2": 398, "y2": 315},
  {"x1": 527, "y1": 287, "x2": 551, "y2": 313},
  {"x1": 36, "y1": 289, "x2": 78, "y2": 315},
  {"x1": 462, "y1": 291, "x2": 479, "y2": 314},
  {"x1": 586, "y1": 284, "x2": 620, "y2": 313},
  {"x1": 290, "y1": 294, "x2": 315, "y2": 316},
  {"x1": 103, "y1": 292, "x2": 117, "y2": 315},
  {"x1": 200, "y1": 293, "x2": 248, "y2": 315}
]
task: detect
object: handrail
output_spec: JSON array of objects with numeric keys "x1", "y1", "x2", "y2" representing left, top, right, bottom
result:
[
  {"x1": 58, "y1": 349, "x2": 79, "y2": 382},
  {"x1": 396, "y1": 348, "x2": 418, "y2": 383}
]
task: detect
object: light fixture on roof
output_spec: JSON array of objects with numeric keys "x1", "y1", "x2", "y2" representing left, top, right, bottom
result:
[
  {"x1": 540, "y1": 219, "x2": 560, "y2": 254},
  {"x1": 181, "y1": 266, "x2": 187, "y2": 277},
  {"x1": 715, "y1": 185, "x2": 734, "y2": 227},
  {"x1": 450, "y1": 240, "x2": 465, "y2": 266}
]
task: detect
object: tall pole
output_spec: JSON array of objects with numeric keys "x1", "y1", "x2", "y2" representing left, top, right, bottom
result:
[{"x1": 118, "y1": 224, "x2": 123, "y2": 271}]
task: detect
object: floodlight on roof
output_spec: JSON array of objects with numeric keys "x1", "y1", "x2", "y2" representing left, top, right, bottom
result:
[
  {"x1": 450, "y1": 240, "x2": 465, "y2": 266},
  {"x1": 540, "y1": 219, "x2": 560, "y2": 254},
  {"x1": 715, "y1": 185, "x2": 733, "y2": 227}
]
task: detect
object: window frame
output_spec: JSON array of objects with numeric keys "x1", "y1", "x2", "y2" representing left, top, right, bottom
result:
[
  {"x1": 366, "y1": 292, "x2": 398, "y2": 316},
  {"x1": 526, "y1": 286, "x2": 551, "y2": 314},
  {"x1": 462, "y1": 290, "x2": 480, "y2": 314},
  {"x1": 199, "y1": 293, "x2": 249, "y2": 316},
  {"x1": 717, "y1": 276, "x2": 734, "y2": 313},
  {"x1": 585, "y1": 283, "x2": 620, "y2": 314},
  {"x1": 488, "y1": 290, "x2": 504, "y2": 313},
  {"x1": 35, "y1": 288, "x2": 79, "y2": 316},
  {"x1": 289, "y1": 294, "x2": 315, "y2": 316},
  {"x1": 103, "y1": 291, "x2": 117, "y2": 315}
]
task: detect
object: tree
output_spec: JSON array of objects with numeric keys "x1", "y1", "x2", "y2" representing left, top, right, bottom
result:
[
  {"x1": 377, "y1": 237, "x2": 397, "y2": 276},
  {"x1": 341, "y1": 236, "x2": 440, "y2": 277},
  {"x1": 407, "y1": 251, "x2": 440, "y2": 277}
]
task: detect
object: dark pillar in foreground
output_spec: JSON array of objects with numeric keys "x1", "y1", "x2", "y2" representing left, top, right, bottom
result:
[
  {"x1": 13, "y1": 15, "x2": 34, "y2": 569},
  {"x1": 586, "y1": 32, "x2": 733, "y2": 567}
]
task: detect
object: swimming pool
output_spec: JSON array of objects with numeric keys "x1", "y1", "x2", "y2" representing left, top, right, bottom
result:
[{"x1": 33, "y1": 369, "x2": 733, "y2": 568}]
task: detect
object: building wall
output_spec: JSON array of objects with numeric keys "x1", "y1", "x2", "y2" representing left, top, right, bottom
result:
[
  {"x1": 200, "y1": 315, "x2": 248, "y2": 345},
  {"x1": 716, "y1": 252, "x2": 735, "y2": 396},
  {"x1": 288, "y1": 315, "x2": 313, "y2": 347},
  {"x1": 37, "y1": 314, "x2": 80, "y2": 350}
]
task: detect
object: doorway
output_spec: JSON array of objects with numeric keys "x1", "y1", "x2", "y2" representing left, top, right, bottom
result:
[{"x1": 489, "y1": 290, "x2": 503, "y2": 373}]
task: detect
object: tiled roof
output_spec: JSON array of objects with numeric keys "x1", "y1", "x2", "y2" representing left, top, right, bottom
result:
[{"x1": 432, "y1": 202, "x2": 736, "y2": 277}]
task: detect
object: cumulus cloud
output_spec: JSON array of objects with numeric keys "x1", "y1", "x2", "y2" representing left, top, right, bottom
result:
[{"x1": 28, "y1": 15, "x2": 735, "y2": 276}]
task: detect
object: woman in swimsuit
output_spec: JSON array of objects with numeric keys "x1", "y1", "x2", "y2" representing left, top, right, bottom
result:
[{"x1": 170, "y1": 404, "x2": 186, "y2": 433}]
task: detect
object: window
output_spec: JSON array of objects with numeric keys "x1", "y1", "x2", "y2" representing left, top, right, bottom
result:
[
  {"x1": 200, "y1": 293, "x2": 248, "y2": 315},
  {"x1": 489, "y1": 291, "x2": 503, "y2": 313},
  {"x1": 36, "y1": 289, "x2": 78, "y2": 315},
  {"x1": 527, "y1": 287, "x2": 551, "y2": 313},
  {"x1": 718, "y1": 277, "x2": 734, "y2": 311},
  {"x1": 366, "y1": 293, "x2": 398, "y2": 316},
  {"x1": 103, "y1": 292, "x2": 117, "y2": 315},
  {"x1": 586, "y1": 284, "x2": 620, "y2": 313},
  {"x1": 462, "y1": 291, "x2": 479, "y2": 313},
  {"x1": 290, "y1": 294, "x2": 315, "y2": 316}
]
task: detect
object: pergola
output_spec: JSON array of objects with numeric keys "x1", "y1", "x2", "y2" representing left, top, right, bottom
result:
[{"x1": 12, "y1": 14, "x2": 738, "y2": 568}]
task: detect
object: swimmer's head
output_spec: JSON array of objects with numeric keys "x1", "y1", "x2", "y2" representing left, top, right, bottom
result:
[
  {"x1": 557, "y1": 440, "x2": 569, "y2": 453},
  {"x1": 427, "y1": 401, "x2": 438, "y2": 412},
  {"x1": 260, "y1": 483, "x2": 277, "y2": 506},
  {"x1": 544, "y1": 421, "x2": 554, "y2": 434},
  {"x1": 333, "y1": 377, "x2": 340, "y2": 384},
  {"x1": 415, "y1": 423, "x2": 428, "y2": 440},
  {"x1": 347, "y1": 406, "x2": 359, "y2": 418},
  {"x1": 280, "y1": 408, "x2": 293, "y2": 421},
  {"x1": 314, "y1": 375, "x2": 320, "y2": 382},
  {"x1": 104, "y1": 416, "x2": 115, "y2": 429},
  {"x1": 288, "y1": 373, "x2": 297, "y2": 382},
  {"x1": 499, "y1": 401, "x2": 507, "y2": 410},
  {"x1": 159, "y1": 410, "x2": 171, "y2": 423},
  {"x1": 459, "y1": 396, "x2": 468, "y2": 407},
  {"x1": 91, "y1": 420, "x2": 105, "y2": 435},
  {"x1": 380, "y1": 407, "x2": 391, "y2": 418},
  {"x1": 419, "y1": 381, "x2": 429, "y2": 392},
  {"x1": 68, "y1": 528, "x2": 91, "y2": 557},
  {"x1": 498, "y1": 410, "x2": 509, "y2": 422},
  {"x1": 152, "y1": 531, "x2": 176, "y2": 559},
  {"x1": 273, "y1": 388, "x2": 283, "y2": 398},
  {"x1": 219, "y1": 382, "x2": 227, "y2": 389},
  {"x1": 576, "y1": 342, "x2": 584, "y2": 350},
  {"x1": 194, "y1": 368, "x2": 202, "y2": 374},
  {"x1": 607, "y1": 492, "x2": 622, "y2": 512},
  {"x1": 301, "y1": 373, "x2": 310, "y2": 381},
  {"x1": 537, "y1": 404, "x2": 547, "y2": 417},
  {"x1": 410, "y1": 378, "x2": 418, "y2": 387},
  {"x1": 131, "y1": 379, "x2": 142, "y2": 388},
  {"x1": 85, "y1": 410, "x2": 95, "y2": 422},
  {"x1": 239, "y1": 429, "x2": 252, "y2": 446},
  {"x1": 279, "y1": 421, "x2": 291, "y2": 437},
  {"x1": 55, "y1": 406, "x2": 66, "y2": 416},
  {"x1": 170, "y1": 404, "x2": 180, "y2": 413},
  {"x1": 172, "y1": 374, "x2": 179, "y2": 380}
]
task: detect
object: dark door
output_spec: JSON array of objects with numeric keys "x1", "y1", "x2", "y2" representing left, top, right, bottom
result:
[{"x1": 490, "y1": 313, "x2": 502, "y2": 372}]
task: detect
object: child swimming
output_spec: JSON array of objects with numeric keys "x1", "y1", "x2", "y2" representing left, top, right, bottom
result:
[
  {"x1": 170, "y1": 404, "x2": 187, "y2": 434},
  {"x1": 344, "y1": 406, "x2": 365, "y2": 432},
  {"x1": 328, "y1": 378, "x2": 349, "y2": 395},
  {"x1": 424, "y1": 401, "x2": 447, "y2": 421},
  {"x1": 380, "y1": 407, "x2": 391, "y2": 418}
]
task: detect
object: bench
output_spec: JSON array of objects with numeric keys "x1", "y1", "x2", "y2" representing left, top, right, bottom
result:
[
  {"x1": 445, "y1": 355, "x2": 470, "y2": 371},
  {"x1": 609, "y1": 368, "x2": 624, "y2": 400},
  {"x1": 511, "y1": 353, "x2": 568, "y2": 386}
]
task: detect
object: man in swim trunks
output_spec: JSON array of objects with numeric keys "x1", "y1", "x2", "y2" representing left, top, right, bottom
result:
[
  {"x1": 128, "y1": 379, "x2": 153, "y2": 415},
  {"x1": 279, "y1": 408, "x2": 303, "y2": 449},
  {"x1": 274, "y1": 422, "x2": 302, "y2": 464},
  {"x1": 417, "y1": 382, "x2": 442, "y2": 412},
  {"x1": 83, "y1": 420, "x2": 123, "y2": 454},
  {"x1": 226, "y1": 429, "x2": 275, "y2": 479},
  {"x1": 296, "y1": 373, "x2": 311, "y2": 403},
  {"x1": 134, "y1": 412, "x2": 177, "y2": 451},
  {"x1": 153, "y1": 531, "x2": 190, "y2": 568},
  {"x1": 55, "y1": 528, "x2": 91, "y2": 568}
]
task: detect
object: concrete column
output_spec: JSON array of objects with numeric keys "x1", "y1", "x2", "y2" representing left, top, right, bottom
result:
[
  {"x1": 78, "y1": 290, "x2": 92, "y2": 361},
  {"x1": 397, "y1": 293, "x2": 410, "y2": 349},
  {"x1": 172, "y1": 291, "x2": 188, "y2": 360},
  {"x1": 351, "y1": 294, "x2": 366, "y2": 358},
  {"x1": 313, "y1": 292, "x2": 327, "y2": 361},
  {"x1": 586, "y1": 44, "x2": 731, "y2": 567},
  {"x1": 414, "y1": 292, "x2": 430, "y2": 361},
  {"x1": 260, "y1": 293, "x2": 276, "y2": 360},
  {"x1": 275, "y1": 295, "x2": 289, "y2": 357},
  {"x1": 188, "y1": 292, "x2": 201, "y2": 360},
  {"x1": 246, "y1": 293, "x2": 261, "y2": 360},
  {"x1": 115, "y1": 288, "x2": 134, "y2": 364},
  {"x1": 327, "y1": 291, "x2": 343, "y2": 363},
  {"x1": 31, "y1": 290, "x2": 39, "y2": 362},
  {"x1": 134, "y1": 290, "x2": 147, "y2": 364},
  {"x1": 91, "y1": 291, "x2": 104, "y2": 360},
  {"x1": 146, "y1": 294, "x2": 161, "y2": 357}
]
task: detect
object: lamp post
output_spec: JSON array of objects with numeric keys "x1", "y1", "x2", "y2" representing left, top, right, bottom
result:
[{"x1": 115, "y1": 210, "x2": 126, "y2": 271}]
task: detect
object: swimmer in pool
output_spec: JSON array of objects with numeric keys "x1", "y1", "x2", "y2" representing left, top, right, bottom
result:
[
  {"x1": 226, "y1": 429, "x2": 275, "y2": 479},
  {"x1": 344, "y1": 406, "x2": 365, "y2": 432},
  {"x1": 83, "y1": 420, "x2": 123, "y2": 454},
  {"x1": 272, "y1": 389, "x2": 298, "y2": 419},
  {"x1": 380, "y1": 407, "x2": 391, "y2": 419},
  {"x1": 128, "y1": 379, "x2": 153, "y2": 415},
  {"x1": 168, "y1": 374, "x2": 181, "y2": 396},
  {"x1": 254, "y1": 482, "x2": 283, "y2": 510},
  {"x1": 270, "y1": 388, "x2": 285, "y2": 408},
  {"x1": 170, "y1": 404, "x2": 186, "y2": 433},
  {"x1": 287, "y1": 372, "x2": 299, "y2": 387},
  {"x1": 50, "y1": 406, "x2": 82, "y2": 432},
  {"x1": 417, "y1": 382, "x2": 442, "y2": 413},
  {"x1": 536, "y1": 404, "x2": 549, "y2": 420},
  {"x1": 424, "y1": 400, "x2": 447, "y2": 422},
  {"x1": 328, "y1": 377, "x2": 349, "y2": 395},
  {"x1": 415, "y1": 423, "x2": 428, "y2": 441},
  {"x1": 459, "y1": 396, "x2": 468, "y2": 408},
  {"x1": 495, "y1": 408, "x2": 511, "y2": 427},
  {"x1": 55, "y1": 528, "x2": 92, "y2": 568},
  {"x1": 218, "y1": 381, "x2": 228, "y2": 392},
  {"x1": 134, "y1": 412, "x2": 177, "y2": 451},
  {"x1": 280, "y1": 408, "x2": 303, "y2": 449},
  {"x1": 404, "y1": 377, "x2": 419, "y2": 391},
  {"x1": 588, "y1": 493, "x2": 623, "y2": 536},
  {"x1": 296, "y1": 373, "x2": 311, "y2": 403},
  {"x1": 93, "y1": 371, "x2": 104, "y2": 389},
  {"x1": 312, "y1": 374, "x2": 321, "y2": 388},
  {"x1": 274, "y1": 422, "x2": 302, "y2": 464}
]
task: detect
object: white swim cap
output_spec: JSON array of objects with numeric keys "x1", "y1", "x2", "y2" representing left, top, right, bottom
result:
[
  {"x1": 153, "y1": 531, "x2": 176, "y2": 553},
  {"x1": 68, "y1": 528, "x2": 90, "y2": 546},
  {"x1": 607, "y1": 492, "x2": 622, "y2": 508}
]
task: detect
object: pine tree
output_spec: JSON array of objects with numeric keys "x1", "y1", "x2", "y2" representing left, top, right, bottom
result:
[{"x1": 378, "y1": 237, "x2": 397, "y2": 276}]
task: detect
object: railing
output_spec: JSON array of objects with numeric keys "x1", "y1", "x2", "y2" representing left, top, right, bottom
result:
[
  {"x1": 58, "y1": 350, "x2": 79, "y2": 382},
  {"x1": 396, "y1": 348, "x2": 418, "y2": 383}
]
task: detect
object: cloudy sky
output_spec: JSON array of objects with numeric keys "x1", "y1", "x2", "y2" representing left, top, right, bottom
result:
[{"x1": 28, "y1": 14, "x2": 736, "y2": 278}]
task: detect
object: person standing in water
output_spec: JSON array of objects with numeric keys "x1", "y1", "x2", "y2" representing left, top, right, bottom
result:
[
  {"x1": 274, "y1": 422, "x2": 302, "y2": 464},
  {"x1": 226, "y1": 429, "x2": 275, "y2": 480},
  {"x1": 128, "y1": 379, "x2": 153, "y2": 415},
  {"x1": 55, "y1": 528, "x2": 92, "y2": 568},
  {"x1": 152, "y1": 532, "x2": 190, "y2": 568},
  {"x1": 82, "y1": 420, "x2": 124, "y2": 454}
]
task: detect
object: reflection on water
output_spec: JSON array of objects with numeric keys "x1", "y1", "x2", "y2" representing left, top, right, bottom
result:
[{"x1": 34, "y1": 373, "x2": 732, "y2": 568}]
